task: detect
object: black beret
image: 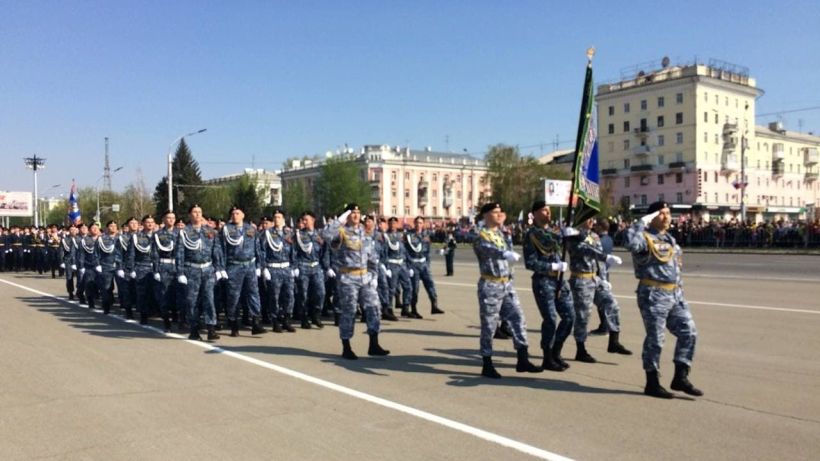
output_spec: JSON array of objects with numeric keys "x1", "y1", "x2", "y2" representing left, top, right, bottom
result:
[
  {"x1": 647, "y1": 201, "x2": 670, "y2": 215},
  {"x1": 480, "y1": 202, "x2": 501, "y2": 215},
  {"x1": 344, "y1": 203, "x2": 360, "y2": 212},
  {"x1": 105, "y1": 220, "x2": 116, "y2": 227},
  {"x1": 187, "y1": 204, "x2": 201, "y2": 213},
  {"x1": 388, "y1": 216, "x2": 399, "y2": 223},
  {"x1": 271, "y1": 208, "x2": 285, "y2": 217},
  {"x1": 531, "y1": 200, "x2": 547, "y2": 213}
]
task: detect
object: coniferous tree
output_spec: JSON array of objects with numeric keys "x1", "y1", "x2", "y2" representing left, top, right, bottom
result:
[{"x1": 153, "y1": 138, "x2": 204, "y2": 214}]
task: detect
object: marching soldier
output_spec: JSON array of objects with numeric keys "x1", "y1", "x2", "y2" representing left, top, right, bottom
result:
[
  {"x1": 473, "y1": 202, "x2": 541, "y2": 378},
  {"x1": 405, "y1": 216, "x2": 444, "y2": 317},
  {"x1": 293, "y1": 211, "x2": 329, "y2": 329},
  {"x1": 116, "y1": 218, "x2": 137, "y2": 320},
  {"x1": 322, "y1": 203, "x2": 390, "y2": 360},
  {"x1": 154, "y1": 210, "x2": 180, "y2": 332},
  {"x1": 384, "y1": 217, "x2": 413, "y2": 318},
  {"x1": 61, "y1": 224, "x2": 79, "y2": 300},
  {"x1": 97, "y1": 221, "x2": 121, "y2": 314},
  {"x1": 128, "y1": 215, "x2": 160, "y2": 325},
  {"x1": 75, "y1": 223, "x2": 89, "y2": 304},
  {"x1": 176, "y1": 204, "x2": 223, "y2": 341},
  {"x1": 442, "y1": 231, "x2": 457, "y2": 276},
  {"x1": 259, "y1": 209, "x2": 297, "y2": 333},
  {"x1": 625, "y1": 201, "x2": 702, "y2": 399},
  {"x1": 78, "y1": 222, "x2": 102, "y2": 309},
  {"x1": 0, "y1": 227, "x2": 6, "y2": 272},
  {"x1": 566, "y1": 216, "x2": 631, "y2": 363},
  {"x1": 221, "y1": 205, "x2": 267, "y2": 337},
  {"x1": 8, "y1": 226, "x2": 23, "y2": 272},
  {"x1": 47, "y1": 225, "x2": 62, "y2": 278},
  {"x1": 374, "y1": 217, "x2": 398, "y2": 321},
  {"x1": 523, "y1": 200, "x2": 575, "y2": 371}
]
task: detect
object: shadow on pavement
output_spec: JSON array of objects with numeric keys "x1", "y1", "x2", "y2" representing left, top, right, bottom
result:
[
  {"x1": 16, "y1": 295, "x2": 171, "y2": 341},
  {"x1": 383, "y1": 327, "x2": 478, "y2": 339}
]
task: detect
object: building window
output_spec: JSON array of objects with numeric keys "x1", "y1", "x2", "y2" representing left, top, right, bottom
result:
[
  {"x1": 658, "y1": 134, "x2": 665, "y2": 146},
  {"x1": 405, "y1": 207, "x2": 410, "y2": 215},
  {"x1": 640, "y1": 100, "x2": 647, "y2": 110},
  {"x1": 608, "y1": 123, "x2": 614, "y2": 134},
  {"x1": 704, "y1": 112, "x2": 708, "y2": 123},
  {"x1": 676, "y1": 192, "x2": 683, "y2": 202},
  {"x1": 704, "y1": 171, "x2": 708, "y2": 182},
  {"x1": 715, "y1": 134, "x2": 719, "y2": 144},
  {"x1": 405, "y1": 190, "x2": 410, "y2": 198},
  {"x1": 675, "y1": 152, "x2": 683, "y2": 162},
  {"x1": 392, "y1": 171, "x2": 397, "y2": 180},
  {"x1": 432, "y1": 173, "x2": 437, "y2": 181},
  {"x1": 714, "y1": 192, "x2": 718, "y2": 203},
  {"x1": 640, "y1": 118, "x2": 648, "y2": 131},
  {"x1": 624, "y1": 102, "x2": 630, "y2": 113},
  {"x1": 704, "y1": 91, "x2": 708, "y2": 102},
  {"x1": 714, "y1": 113, "x2": 719, "y2": 124},
  {"x1": 676, "y1": 93, "x2": 683, "y2": 104},
  {"x1": 623, "y1": 121, "x2": 630, "y2": 133},
  {"x1": 640, "y1": 195, "x2": 647, "y2": 205},
  {"x1": 657, "y1": 116, "x2": 665, "y2": 128},
  {"x1": 608, "y1": 105, "x2": 614, "y2": 116},
  {"x1": 676, "y1": 173, "x2": 683, "y2": 183},
  {"x1": 623, "y1": 139, "x2": 630, "y2": 151},
  {"x1": 658, "y1": 193, "x2": 665, "y2": 201},
  {"x1": 675, "y1": 112, "x2": 683, "y2": 124},
  {"x1": 392, "y1": 207, "x2": 397, "y2": 215},
  {"x1": 703, "y1": 132, "x2": 708, "y2": 142},
  {"x1": 624, "y1": 159, "x2": 631, "y2": 168},
  {"x1": 658, "y1": 154, "x2": 665, "y2": 165},
  {"x1": 392, "y1": 189, "x2": 397, "y2": 198},
  {"x1": 658, "y1": 96, "x2": 665, "y2": 108},
  {"x1": 658, "y1": 174, "x2": 665, "y2": 185},
  {"x1": 714, "y1": 172, "x2": 718, "y2": 182},
  {"x1": 624, "y1": 177, "x2": 630, "y2": 187},
  {"x1": 676, "y1": 132, "x2": 683, "y2": 144}
]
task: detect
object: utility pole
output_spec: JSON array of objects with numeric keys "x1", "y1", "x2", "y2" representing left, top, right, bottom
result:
[
  {"x1": 103, "y1": 137, "x2": 112, "y2": 191},
  {"x1": 24, "y1": 155, "x2": 46, "y2": 227}
]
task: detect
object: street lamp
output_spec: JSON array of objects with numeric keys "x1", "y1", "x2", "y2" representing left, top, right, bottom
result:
[
  {"x1": 24, "y1": 155, "x2": 46, "y2": 227},
  {"x1": 41, "y1": 184, "x2": 61, "y2": 225},
  {"x1": 96, "y1": 167, "x2": 123, "y2": 221},
  {"x1": 167, "y1": 128, "x2": 207, "y2": 212}
]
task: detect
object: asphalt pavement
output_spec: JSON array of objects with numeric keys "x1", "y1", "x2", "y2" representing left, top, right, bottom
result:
[{"x1": 1, "y1": 251, "x2": 818, "y2": 460}]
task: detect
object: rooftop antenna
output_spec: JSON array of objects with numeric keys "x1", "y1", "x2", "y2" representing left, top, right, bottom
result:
[{"x1": 103, "y1": 137, "x2": 112, "y2": 191}]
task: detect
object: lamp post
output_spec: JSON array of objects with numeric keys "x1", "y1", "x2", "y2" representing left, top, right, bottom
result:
[
  {"x1": 24, "y1": 155, "x2": 46, "y2": 227},
  {"x1": 41, "y1": 184, "x2": 61, "y2": 225},
  {"x1": 167, "y1": 128, "x2": 207, "y2": 212},
  {"x1": 740, "y1": 133, "x2": 747, "y2": 222},
  {"x1": 96, "y1": 167, "x2": 123, "y2": 221}
]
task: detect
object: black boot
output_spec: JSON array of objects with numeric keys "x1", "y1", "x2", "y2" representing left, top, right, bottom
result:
[
  {"x1": 188, "y1": 324, "x2": 202, "y2": 341},
  {"x1": 139, "y1": 313, "x2": 149, "y2": 325},
  {"x1": 333, "y1": 313, "x2": 340, "y2": 326},
  {"x1": 400, "y1": 305, "x2": 411, "y2": 318},
  {"x1": 607, "y1": 332, "x2": 633, "y2": 355},
  {"x1": 481, "y1": 356, "x2": 501, "y2": 379},
  {"x1": 410, "y1": 304, "x2": 423, "y2": 319},
  {"x1": 431, "y1": 300, "x2": 444, "y2": 315},
  {"x1": 515, "y1": 347, "x2": 543, "y2": 373},
  {"x1": 575, "y1": 341, "x2": 597, "y2": 363},
  {"x1": 499, "y1": 320, "x2": 514, "y2": 338},
  {"x1": 230, "y1": 320, "x2": 240, "y2": 337},
  {"x1": 163, "y1": 317, "x2": 172, "y2": 333},
  {"x1": 282, "y1": 316, "x2": 296, "y2": 332},
  {"x1": 103, "y1": 304, "x2": 110, "y2": 315},
  {"x1": 541, "y1": 347, "x2": 565, "y2": 372},
  {"x1": 207, "y1": 325, "x2": 220, "y2": 341},
  {"x1": 271, "y1": 317, "x2": 283, "y2": 333},
  {"x1": 368, "y1": 333, "x2": 390, "y2": 356},
  {"x1": 493, "y1": 325, "x2": 509, "y2": 340},
  {"x1": 310, "y1": 311, "x2": 324, "y2": 329},
  {"x1": 125, "y1": 306, "x2": 134, "y2": 320},
  {"x1": 552, "y1": 341, "x2": 570, "y2": 370},
  {"x1": 342, "y1": 339, "x2": 358, "y2": 360},
  {"x1": 68, "y1": 292, "x2": 75, "y2": 301},
  {"x1": 251, "y1": 319, "x2": 267, "y2": 335},
  {"x1": 670, "y1": 362, "x2": 703, "y2": 396},
  {"x1": 589, "y1": 324, "x2": 608, "y2": 336},
  {"x1": 645, "y1": 370, "x2": 674, "y2": 399},
  {"x1": 301, "y1": 315, "x2": 312, "y2": 329},
  {"x1": 381, "y1": 307, "x2": 398, "y2": 321}
]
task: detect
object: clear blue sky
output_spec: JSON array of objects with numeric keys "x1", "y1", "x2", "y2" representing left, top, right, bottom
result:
[{"x1": 2, "y1": 0, "x2": 819, "y2": 196}]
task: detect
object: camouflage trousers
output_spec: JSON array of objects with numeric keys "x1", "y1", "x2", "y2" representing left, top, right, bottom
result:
[
  {"x1": 226, "y1": 264, "x2": 262, "y2": 321},
  {"x1": 531, "y1": 274, "x2": 574, "y2": 350},
  {"x1": 636, "y1": 285, "x2": 697, "y2": 371},
  {"x1": 594, "y1": 281, "x2": 621, "y2": 333},
  {"x1": 337, "y1": 272, "x2": 381, "y2": 340},
  {"x1": 477, "y1": 278, "x2": 528, "y2": 357}
]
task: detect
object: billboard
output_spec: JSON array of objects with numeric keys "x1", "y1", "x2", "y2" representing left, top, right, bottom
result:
[
  {"x1": 544, "y1": 179, "x2": 571, "y2": 206},
  {"x1": 0, "y1": 191, "x2": 33, "y2": 217}
]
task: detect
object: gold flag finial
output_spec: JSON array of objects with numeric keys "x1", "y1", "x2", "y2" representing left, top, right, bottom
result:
[{"x1": 586, "y1": 47, "x2": 596, "y2": 61}]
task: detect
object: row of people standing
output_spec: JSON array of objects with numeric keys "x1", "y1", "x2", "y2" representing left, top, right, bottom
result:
[{"x1": 0, "y1": 225, "x2": 64, "y2": 276}]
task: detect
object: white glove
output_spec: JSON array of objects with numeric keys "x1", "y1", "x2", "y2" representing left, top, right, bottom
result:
[
  {"x1": 263, "y1": 268, "x2": 272, "y2": 281},
  {"x1": 599, "y1": 279, "x2": 612, "y2": 291},
  {"x1": 79, "y1": 268, "x2": 86, "y2": 275},
  {"x1": 95, "y1": 265, "x2": 102, "y2": 273},
  {"x1": 215, "y1": 270, "x2": 223, "y2": 281},
  {"x1": 60, "y1": 263, "x2": 65, "y2": 269},
  {"x1": 379, "y1": 264, "x2": 388, "y2": 273},
  {"x1": 116, "y1": 269, "x2": 125, "y2": 278},
  {"x1": 385, "y1": 269, "x2": 392, "y2": 278},
  {"x1": 606, "y1": 254, "x2": 623, "y2": 266},
  {"x1": 129, "y1": 271, "x2": 137, "y2": 279},
  {"x1": 641, "y1": 211, "x2": 660, "y2": 226},
  {"x1": 255, "y1": 268, "x2": 261, "y2": 277},
  {"x1": 221, "y1": 270, "x2": 228, "y2": 280},
  {"x1": 177, "y1": 275, "x2": 188, "y2": 285},
  {"x1": 292, "y1": 268, "x2": 300, "y2": 278},
  {"x1": 337, "y1": 210, "x2": 352, "y2": 224},
  {"x1": 550, "y1": 262, "x2": 569, "y2": 273},
  {"x1": 370, "y1": 275, "x2": 378, "y2": 289},
  {"x1": 503, "y1": 251, "x2": 521, "y2": 262},
  {"x1": 438, "y1": 248, "x2": 446, "y2": 256},
  {"x1": 326, "y1": 269, "x2": 336, "y2": 278},
  {"x1": 561, "y1": 227, "x2": 580, "y2": 237},
  {"x1": 153, "y1": 272, "x2": 161, "y2": 282},
  {"x1": 70, "y1": 264, "x2": 77, "y2": 270},
  {"x1": 409, "y1": 269, "x2": 415, "y2": 278}
]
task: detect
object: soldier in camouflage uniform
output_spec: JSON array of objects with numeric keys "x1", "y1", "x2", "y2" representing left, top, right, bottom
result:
[
  {"x1": 61, "y1": 224, "x2": 80, "y2": 300},
  {"x1": 405, "y1": 216, "x2": 444, "y2": 317},
  {"x1": 221, "y1": 205, "x2": 267, "y2": 337},
  {"x1": 322, "y1": 204, "x2": 390, "y2": 360},
  {"x1": 154, "y1": 211, "x2": 180, "y2": 332},
  {"x1": 293, "y1": 211, "x2": 330, "y2": 329},
  {"x1": 473, "y1": 202, "x2": 541, "y2": 378},
  {"x1": 259, "y1": 209, "x2": 297, "y2": 333},
  {"x1": 128, "y1": 215, "x2": 161, "y2": 325},
  {"x1": 625, "y1": 201, "x2": 701, "y2": 399}
]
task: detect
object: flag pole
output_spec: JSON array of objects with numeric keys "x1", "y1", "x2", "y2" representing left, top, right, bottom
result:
[{"x1": 557, "y1": 48, "x2": 595, "y2": 300}]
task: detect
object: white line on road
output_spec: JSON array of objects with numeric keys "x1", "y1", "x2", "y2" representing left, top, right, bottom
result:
[
  {"x1": 436, "y1": 281, "x2": 820, "y2": 315},
  {"x1": 0, "y1": 277, "x2": 573, "y2": 461}
]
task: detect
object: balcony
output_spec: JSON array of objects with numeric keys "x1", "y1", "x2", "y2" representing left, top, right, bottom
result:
[
  {"x1": 772, "y1": 143, "x2": 785, "y2": 161},
  {"x1": 722, "y1": 154, "x2": 739, "y2": 173},
  {"x1": 632, "y1": 145, "x2": 651, "y2": 156},
  {"x1": 723, "y1": 123, "x2": 738, "y2": 136},
  {"x1": 772, "y1": 163, "x2": 785, "y2": 177},
  {"x1": 806, "y1": 171, "x2": 818, "y2": 182},
  {"x1": 630, "y1": 164, "x2": 653, "y2": 175},
  {"x1": 805, "y1": 148, "x2": 818, "y2": 166},
  {"x1": 668, "y1": 161, "x2": 687, "y2": 170},
  {"x1": 601, "y1": 168, "x2": 618, "y2": 176}
]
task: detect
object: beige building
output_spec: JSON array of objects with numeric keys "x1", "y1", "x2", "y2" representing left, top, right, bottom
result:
[
  {"x1": 280, "y1": 145, "x2": 491, "y2": 220},
  {"x1": 203, "y1": 168, "x2": 282, "y2": 206},
  {"x1": 596, "y1": 57, "x2": 819, "y2": 222}
]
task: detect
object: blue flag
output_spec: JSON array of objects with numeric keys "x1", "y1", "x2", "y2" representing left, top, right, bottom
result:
[{"x1": 68, "y1": 180, "x2": 81, "y2": 224}]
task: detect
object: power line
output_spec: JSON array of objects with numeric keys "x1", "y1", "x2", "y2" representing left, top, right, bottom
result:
[{"x1": 756, "y1": 105, "x2": 820, "y2": 118}]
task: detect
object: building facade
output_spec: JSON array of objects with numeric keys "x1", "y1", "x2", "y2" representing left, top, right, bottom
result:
[
  {"x1": 596, "y1": 58, "x2": 819, "y2": 222},
  {"x1": 280, "y1": 145, "x2": 491, "y2": 220},
  {"x1": 203, "y1": 168, "x2": 282, "y2": 206}
]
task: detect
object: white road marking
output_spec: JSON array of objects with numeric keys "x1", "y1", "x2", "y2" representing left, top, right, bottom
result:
[
  {"x1": 0, "y1": 277, "x2": 573, "y2": 461},
  {"x1": 436, "y1": 281, "x2": 820, "y2": 315}
]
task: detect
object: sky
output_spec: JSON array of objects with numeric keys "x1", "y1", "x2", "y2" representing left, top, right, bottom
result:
[{"x1": 2, "y1": 0, "x2": 819, "y2": 197}]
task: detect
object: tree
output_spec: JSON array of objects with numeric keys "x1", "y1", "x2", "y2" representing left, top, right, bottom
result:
[
  {"x1": 231, "y1": 174, "x2": 265, "y2": 222},
  {"x1": 281, "y1": 179, "x2": 313, "y2": 218},
  {"x1": 122, "y1": 169, "x2": 154, "y2": 220},
  {"x1": 153, "y1": 138, "x2": 204, "y2": 214},
  {"x1": 315, "y1": 157, "x2": 371, "y2": 217}
]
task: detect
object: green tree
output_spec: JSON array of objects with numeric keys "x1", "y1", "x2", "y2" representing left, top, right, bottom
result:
[
  {"x1": 315, "y1": 157, "x2": 371, "y2": 217},
  {"x1": 281, "y1": 180, "x2": 312, "y2": 218},
  {"x1": 231, "y1": 174, "x2": 265, "y2": 222},
  {"x1": 153, "y1": 138, "x2": 204, "y2": 214}
]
